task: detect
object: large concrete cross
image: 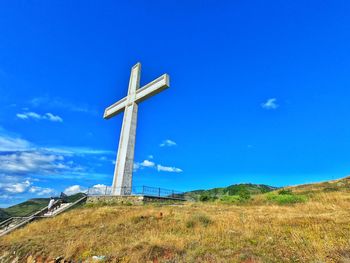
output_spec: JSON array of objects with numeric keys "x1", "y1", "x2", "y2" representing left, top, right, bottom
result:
[{"x1": 104, "y1": 63, "x2": 170, "y2": 195}]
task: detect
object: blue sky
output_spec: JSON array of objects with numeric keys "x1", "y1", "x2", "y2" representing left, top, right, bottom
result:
[{"x1": 1, "y1": 1, "x2": 350, "y2": 207}]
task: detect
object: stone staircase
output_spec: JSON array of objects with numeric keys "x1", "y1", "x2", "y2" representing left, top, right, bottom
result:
[{"x1": 0, "y1": 195, "x2": 87, "y2": 237}]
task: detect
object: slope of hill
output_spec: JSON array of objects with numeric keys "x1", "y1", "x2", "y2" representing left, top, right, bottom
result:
[
  {"x1": 0, "y1": 209, "x2": 10, "y2": 221},
  {"x1": 3, "y1": 198, "x2": 50, "y2": 218},
  {"x1": 1, "y1": 178, "x2": 350, "y2": 262},
  {"x1": 186, "y1": 183, "x2": 279, "y2": 201},
  {"x1": 287, "y1": 176, "x2": 350, "y2": 193}
]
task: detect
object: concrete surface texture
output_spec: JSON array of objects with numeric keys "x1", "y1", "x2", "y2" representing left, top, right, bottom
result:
[{"x1": 104, "y1": 63, "x2": 170, "y2": 195}]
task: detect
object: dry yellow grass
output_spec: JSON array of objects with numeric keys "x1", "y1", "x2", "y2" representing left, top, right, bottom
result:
[{"x1": 1, "y1": 186, "x2": 350, "y2": 262}]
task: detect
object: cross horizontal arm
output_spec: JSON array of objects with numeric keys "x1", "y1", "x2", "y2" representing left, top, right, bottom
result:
[
  {"x1": 135, "y1": 74, "x2": 170, "y2": 104},
  {"x1": 104, "y1": 97, "x2": 127, "y2": 119}
]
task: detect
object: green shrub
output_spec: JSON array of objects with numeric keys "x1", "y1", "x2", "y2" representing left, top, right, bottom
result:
[
  {"x1": 238, "y1": 189, "x2": 251, "y2": 200},
  {"x1": 199, "y1": 194, "x2": 210, "y2": 202},
  {"x1": 266, "y1": 193, "x2": 307, "y2": 205},
  {"x1": 199, "y1": 193, "x2": 217, "y2": 202},
  {"x1": 278, "y1": 189, "x2": 293, "y2": 195},
  {"x1": 219, "y1": 195, "x2": 241, "y2": 204}
]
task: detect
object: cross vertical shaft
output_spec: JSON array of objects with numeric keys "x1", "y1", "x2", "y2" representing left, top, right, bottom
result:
[{"x1": 112, "y1": 64, "x2": 140, "y2": 195}]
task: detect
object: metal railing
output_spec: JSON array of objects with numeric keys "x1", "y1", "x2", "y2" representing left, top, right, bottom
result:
[{"x1": 86, "y1": 185, "x2": 186, "y2": 200}]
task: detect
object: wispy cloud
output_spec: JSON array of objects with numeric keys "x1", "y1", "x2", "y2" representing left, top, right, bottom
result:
[
  {"x1": 261, "y1": 98, "x2": 279, "y2": 110},
  {"x1": 0, "y1": 135, "x2": 31, "y2": 151},
  {"x1": 134, "y1": 157, "x2": 182, "y2": 173},
  {"x1": 0, "y1": 176, "x2": 54, "y2": 198},
  {"x1": 1, "y1": 179, "x2": 31, "y2": 193},
  {"x1": 0, "y1": 129, "x2": 114, "y2": 207},
  {"x1": 0, "y1": 151, "x2": 70, "y2": 174},
  {"x1": 43, "y1": 147, "x2": 114, "y2": 156},
  {"x1": 64, "y1": 185, "x2": 86, "y2": 195},
  {"x1": 140, "y1": 160, "x2": 155, "y2": 167},
  {"x1": 29, "y1": 186, "x2": 55, "y2": 196},
  {"x1": 63, "y1": 184, "x2": 107, "y2": 195},
  {"x1": 30, "y1": 96, "x2": 97, "y2": 115},
  {"x1": 160, "y1": 139, "x2": 177, "y2": 147},
  {"x1": 16, "y1": 111, "x2": 63, "y2": 122},
  {"x1": 156, "y1": 164, "x2": 183, "y2": 173},
  {"x1": 45, "y1": 113, "x2": 63, "y2": 122},
  {"x1": 0, "y1": 133, "x2": 113, "y2": 157},
  {"x1": 0, "y1": 132, "x2": 113, "y2": 178},
  {"x1": 133, "y1": 159, "x2": 155, "y2": 171}
]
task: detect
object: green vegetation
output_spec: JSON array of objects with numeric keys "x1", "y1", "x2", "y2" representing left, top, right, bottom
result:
[
  {"x1": 0, "y1": 209, "x2": 10, "y2": 221},
  {"x1": 266, "y1": 191, "x2": 307, "y2": 205},
  {"x1": 218, "y1": 195, "x2": 241, "y2": 203},
  {"x1": 189, "y1": 183, "x2": 276, "y2": 203},
  {"x1": 3, "y1": 198, "x2": 50, "y2": 218}
]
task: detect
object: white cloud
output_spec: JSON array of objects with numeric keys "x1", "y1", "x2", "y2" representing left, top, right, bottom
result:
[
  {"x1": 148, "y1": 155, "x2": 154, "y2": 159},
  {"x1": 156, "y1": 164, "x2": 183, "y2": 173},
  {"x1": 29, "y1": 186, "x2": 55, "y2": 196},
  {"x1": 64, "y1": 184, "x2": 108, "y2": 195},
  {"x1": 16, "y1": 112, "x2": 39, "y2": 120},
  {"x1": 133, "y1": 156, "x2": 182, "y2": 174},
  {"x1": 160, "y1": 139, "x2": 177, "y2": 147},
  {"x1": 16, "y1": 111, "x2": 63, "y2": 122},
  {"x1": 0, "y1": 151, "x2": 69, "y2": 174},
  {"x1": 140, "y1": 160, "x2": 155, "y2": 167},
  {"x1": 0, "y1": 132, "x2": 115, "y2": 183},
  {"x1": 0, "y1": 175, "x2": 58, "y2": 208},
  {"x1": 44, "y1": 113, "x2": 63, "y2": 122},
  {"x1": 261, "y1": 98, "x2": 279, "y2": 110},
  {"x1": 0, "y1": 135, "x2": 31, "y2": 151},
  {"x1": 2, "y1": 180, "x2": 31, "y2": 193},
  {"x1": 133, "y1": 162, "x2": 140, "y2": 171},
  {"x1": 64, "y1": 185, "x2": 86, "y2": 195},
  {"x1": 0, "y1": 129, "x2": 117, "y2": 206},
  {"x1": 133, "y1": 159, "x2": 155, "y2": 172},
  {"x1": 44, "y1": 147, "x2": 114, "y2": 156},
  {"x1": 89, "y1": 184, "x2": 108, "y2": 195}
]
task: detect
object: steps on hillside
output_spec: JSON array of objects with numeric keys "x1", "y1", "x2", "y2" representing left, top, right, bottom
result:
[
  {"x1": 43, "y1": 203, "x2": 72, "y2": 217},
  {"x1": 0, "y1": 195, "x2": 87, "y2": 237}
]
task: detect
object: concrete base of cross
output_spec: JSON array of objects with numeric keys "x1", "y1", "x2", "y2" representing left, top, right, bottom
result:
[{"x1": 86, "y1": 195, "x2": 186, "y2": 206}]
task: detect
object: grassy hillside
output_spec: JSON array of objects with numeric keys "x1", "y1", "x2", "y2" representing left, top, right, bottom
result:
[
  {"x1": 287, "y1": 176, "x2": 350, "y2": 194},
  {"x1": 3, "y1": 198, "x2": 49, "y2": 218},
  {"x1": 1, "y1": 177, "x2": 350, "y2": 262},
  {"x1": 187, "y1": 183, "x2": 279, "y2": 202},
  {"x1": 189, "y1": 183, "x2": 277, "y2": 196},
  {"x1": 0, "y1": 209, "x2": 10, "y2": 221}
]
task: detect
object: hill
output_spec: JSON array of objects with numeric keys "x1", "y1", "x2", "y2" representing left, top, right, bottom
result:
[
  {"x1": 0, "y1": 209, "x2": 10, "y2": 221},
  {"x1": 1, "y1": 178, "x2": 350, "y2": 262},
  {"x1": 3, "y1": 198, "x2": 50, "y2": 218},
  {"x1": 287, "y1": 176, "x2": 350, "y2": 193},
  {"x1": 186, "y1": 183, "x2": 278, "y2": 201}
]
